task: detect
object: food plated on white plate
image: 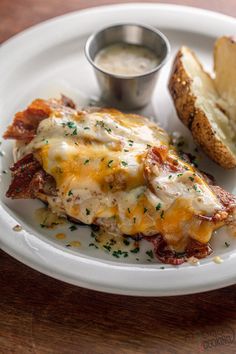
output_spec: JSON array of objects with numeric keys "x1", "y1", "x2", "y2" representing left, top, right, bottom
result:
[
  {"x1": 1, "y1": 4, "x2": 236, "y2": 295},
  {"x1": 4, "y1": 76, "x2": 236, "y2": 265}
]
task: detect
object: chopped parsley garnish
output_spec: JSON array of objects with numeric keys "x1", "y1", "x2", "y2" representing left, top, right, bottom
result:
[
  {"x1": 66, "y1": 121, "x2": 76, "y2": 129},
  {"x1": 144, "y1": 207, "x2": 148, "y2": 214},
  {"x1": 112, "y1": 250, "x2": 128, "y2": 258},
  {"x1": 156, "y1": 185, "x2": 162, "y2": 190},
  {"x1": 96, "y1": 120, "x2": 105, "y2": 127},
  {"x1": 127, "y1": 208, "x2": 131, "y2": 214},
  {"x1": 146, "y1": 250, "x2": 154, "y2": 259},
  {"x1": 86, "y1": 208, "x2": 90, "y2": 215},
  {"x1": 72, "y1": 129, "x2": 77, "y2": 135},
  {"x1": 2, "y1": 170, "x2": 8, "y2": 174},
  {"x1": 189, "y1": 176, "x2": 194, "y2": 182},
  {"x1": 146, "y1": 144, "x2": 151, "y2": 148},
  {"x1": 103, "y1": 244, "x2": 111, "y2": 252},
  {"x1": 84, "y1": 127, "x2": 90, "y2": 130},
  {"x1": 84, "y1": 159, "x2": 90, "y2": 165},
  {"x1": 124, "y1": 149, "x2": 129, "y2": 152},
  {"x1": 121, "y1": 161, "x2": 128, "y2": 167},
  {"x1": 95, "y1": 120, "x2": 111, "y2": 133},
  {"x1": 225, "y1": 241, "x2": 230, "y2": 247},
  {"x1": 177, "y1": 173, "x2": 183, "y2": 177},
  {"x1": 89, "y1": 243, "x2": 98, "y2": 249},
  {"x1": 107, "y1": 160, "x2": 113, "y2": 168},
  {"x1": 193, "y1": 184, "x2": 201, "y2": 193},
  {"x1": 69, "y1": 225, "x2": 77, "y2": 231},
  {"x1": 90, "y1": 231, "x2": 96, "y2": 238},
  {"x1": 130, "y1": 247, "x2": 140, "y2": 254},
  {"x1": 156, "y1": 203, "x2": 161, "y2": 211},
  {"x1": 160, "y1": 266, "x2": 165, "y2": 269},
  {"x1": 105, "y1": 127, "x2": 112, "y2": 133},
  {"x1": 123, "y1": 239, "x2": 130, "y2": 246},
  {"x1": 65, "y1": 244, "x2": 71, "y2": 247},
  {"x1": 128, "y1": 139, "x2": 134, "y2": 146},
  {"x1": 40, "y1": 223, "x2": 46, "y2": 228},
  {"x1": 133, "y1": 217, "x2": 136, "y2": 224},
  {"x1": 160, "y1": 210, "x2": 165, "y2": 219},
  {"x1": 68, "y1": 190, "x2": 73, "y2": 196},
  {"x1": 168, "y1": 175, "x2": 172, "y2": 179}
]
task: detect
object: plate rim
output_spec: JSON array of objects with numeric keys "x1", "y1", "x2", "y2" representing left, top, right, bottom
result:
[{"x1": 1, "y1": 3, "x2": 236, "y2": 296}]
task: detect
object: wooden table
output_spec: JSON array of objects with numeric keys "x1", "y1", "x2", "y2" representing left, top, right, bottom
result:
[{"x1": 0, "y1": 1, "x2": 236, "y2": 353}]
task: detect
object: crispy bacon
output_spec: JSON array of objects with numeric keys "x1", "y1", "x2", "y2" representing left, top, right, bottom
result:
[
  {"x1": 3, "y1": 96, "x2": 76, "y2": 142},
  {"x1": 60, "y1": 94, "x2": 76, "y2": 109},
  {"x1": 210, "y1": 185, "x2": 236, "y2": 211},
  {"x1": 6, "y1": 153, "x2": 56, "y2": 199},
  {"x1": 3, "y1": 100, "x2": 51, "y2": 141},
  {"x1": 185, "y1": 239, "x2": 213, "y2": 259},
  {"x1": 144, "y1": 146, "x2": 185, "y2": 179},
  {"x1": 146, "y1": 234, "x2": 212, "y2": 265}
]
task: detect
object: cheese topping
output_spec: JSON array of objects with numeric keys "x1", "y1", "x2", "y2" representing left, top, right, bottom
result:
[{"x1": 17, "y1": 108, "x2": 223, "y2": 250}]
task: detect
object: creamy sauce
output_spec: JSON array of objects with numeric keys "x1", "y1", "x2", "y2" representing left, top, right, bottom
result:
[
  {"x1": 18, "y1": 106, "x2": 225, "y2": 251},
  {"x1": 94, "y1": 43, "x2": 160, "y2": 76}
]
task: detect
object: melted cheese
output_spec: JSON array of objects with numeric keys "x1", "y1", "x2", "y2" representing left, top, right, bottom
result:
[{"x1": 18, "y1": 107, "x2": 224, "y2": 250}]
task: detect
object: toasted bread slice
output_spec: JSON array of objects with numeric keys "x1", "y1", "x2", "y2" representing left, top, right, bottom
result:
[{"x1": 169, "y1": 45, "x2": 236, "y2": 168}]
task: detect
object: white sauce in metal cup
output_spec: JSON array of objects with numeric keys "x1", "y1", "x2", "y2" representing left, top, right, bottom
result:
[{"x1": 94, "y1": 43, "x2": 160, "y2": 76}]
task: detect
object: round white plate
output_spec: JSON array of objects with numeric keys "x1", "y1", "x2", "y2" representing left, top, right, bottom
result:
[{"x1": 0, "y1": 3, "x2": 236, "y2": 296}]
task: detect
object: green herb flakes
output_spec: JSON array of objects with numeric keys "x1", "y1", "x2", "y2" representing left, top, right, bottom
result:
[
  {"x1": 86, "y1": 208, "x2": 90, "y2": 215},
  {"x1": 146, "y1": 250, "x2": 154, "y2": 259},
  {"x1": 121, "y1": 161, "x2": 128, "y2": 167},
  {"x1": 89, "y1": 243, "x2": 98, "y2": 249},
  {"x1": 123, "y1": 239, "x2": 130, "y2": 246},
  {"x1": 69, "y1": 225, "x2": 77, "y2": 231},
  {"x1": 107, "y1": 160, "x2": 113, "y2": 168},
  {"x1": 112, "y1": 250, "x2": 128, "y2": 258},
  {"x1": 130, "y1": 247, "x2": 140, "y2": 254}
]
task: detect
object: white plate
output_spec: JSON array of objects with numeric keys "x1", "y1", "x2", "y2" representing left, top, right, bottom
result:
[{"x1": 0, "y1": 3, "x2": 236, "y2": 296}]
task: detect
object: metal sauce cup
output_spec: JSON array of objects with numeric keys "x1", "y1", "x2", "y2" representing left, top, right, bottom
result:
[{"x1": 85, "y1": 23, "x2": 170, "y2": 110}]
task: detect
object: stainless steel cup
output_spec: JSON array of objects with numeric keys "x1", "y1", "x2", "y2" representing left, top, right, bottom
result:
[{"x1": 85, "y1": 23, "x2": 170, "y2": 110}]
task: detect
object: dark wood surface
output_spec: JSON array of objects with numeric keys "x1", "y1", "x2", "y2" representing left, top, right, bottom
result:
[{"x1": 0, "y1": 1, "x2": 236, "y2": 353}]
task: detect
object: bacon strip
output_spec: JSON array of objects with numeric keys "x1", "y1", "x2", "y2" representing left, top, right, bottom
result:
[
  {"x1": 3, "y1": 96, "x2": 76, "y2": 142},
  {"x1": 6, "y1": 153, "x2": 56, "y2": 199},
  {"x1": 210, "y1": 185, "x2": 236, "y2": 211},
  {"x1": 146, "y1": 234, "x2": 212, "y2": 265},
  {"x1": 3, "y1": 100, "x2": 51, "y2": 141}
]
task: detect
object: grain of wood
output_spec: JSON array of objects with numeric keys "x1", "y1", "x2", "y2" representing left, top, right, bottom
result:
[{"x1": 0, "y1": 1, "x2": 236, "y2": 353}]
